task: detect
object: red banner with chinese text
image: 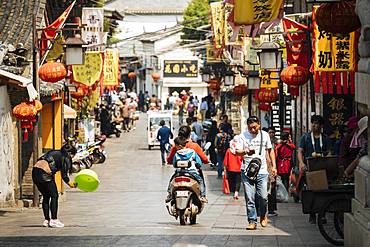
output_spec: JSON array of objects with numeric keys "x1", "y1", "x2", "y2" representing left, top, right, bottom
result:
[{"x1": 312, "y1": 7, "x2": 356, "y2": 94}]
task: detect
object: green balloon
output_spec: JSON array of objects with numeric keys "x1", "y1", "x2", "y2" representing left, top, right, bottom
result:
[{"x1": 74, "y1": 169, "x2": 100, "y2": 192}]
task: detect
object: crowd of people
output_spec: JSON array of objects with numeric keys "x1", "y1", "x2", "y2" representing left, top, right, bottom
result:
[{"x1": 162, "y1": 101, "x2": 369, "y2": 229}]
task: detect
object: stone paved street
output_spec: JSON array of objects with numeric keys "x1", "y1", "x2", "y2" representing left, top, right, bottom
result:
[{"x1": 0, "y1": 114, "x2": 332, "y2": 246}]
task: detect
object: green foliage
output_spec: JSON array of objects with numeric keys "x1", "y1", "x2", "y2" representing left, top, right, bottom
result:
[
  {"x1": 85, "y1": 0, "x2": 104, "y2": 7},
  {"x1": 182, "y1": 0, "x2": 211, "y2": 41}
]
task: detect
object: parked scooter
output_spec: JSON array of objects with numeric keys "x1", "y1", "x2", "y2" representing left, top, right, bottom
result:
[
  {"x1": 87, "y1": 135, "x2": 107, "y2": 164},
  {"x1": 165, "y1": 160, "x2": 206, "y2": 225},
  {"x1": 71, "y1": 148, "x2": 91, "y2": 173}
]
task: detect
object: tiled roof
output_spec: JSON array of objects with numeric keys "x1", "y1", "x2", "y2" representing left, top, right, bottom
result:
[
  {"x1": 0, "y1": 0, "x2": 46, "y2": 49},
  {"x1": 106, "y1": 0, "x2": 190, "y2": 14}
]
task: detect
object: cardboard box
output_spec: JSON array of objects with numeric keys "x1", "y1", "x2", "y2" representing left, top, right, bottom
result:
[{"x1": 306, "y1": 170, "x2": 328, "y2": 190}]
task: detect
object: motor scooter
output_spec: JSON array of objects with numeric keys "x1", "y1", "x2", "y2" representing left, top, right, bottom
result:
[
  {"x1": 87, "y1": 135, "x2": 107, "y2": 164},
  {"x1": 165, "y1": 160, "x2": 205, "y2": 225}
]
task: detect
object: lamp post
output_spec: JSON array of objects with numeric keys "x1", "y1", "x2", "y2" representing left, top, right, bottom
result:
[
  {"x1": 63, "y1": 34, "x2": 86, "y2": 65},
  {"x1": 257, "y1": 42, "x2": 284, "y2": 130},
  {"x1": 201, "y1": 66, "x2": 211, "y2": 83},
  {"x1": 223, "y1": 70, "x2": 235, "y2": 86},
  {"x1": 247, "y1": 70, "x2": 261, "y2": 116}
]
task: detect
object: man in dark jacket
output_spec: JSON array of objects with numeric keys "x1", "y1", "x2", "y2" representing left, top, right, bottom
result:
[{"x1": 157, "y1": 120, "x2": 173, "y2": 165}]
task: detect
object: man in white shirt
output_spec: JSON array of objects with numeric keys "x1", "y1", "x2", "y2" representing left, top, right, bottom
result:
[{"x1": 233, "y1": 116, "x2": 277, "y2": 230}]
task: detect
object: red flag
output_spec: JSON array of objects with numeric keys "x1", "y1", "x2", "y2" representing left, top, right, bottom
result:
[
  {"x1": 41, "y1": 1, "x2": 76, "y2": 57},
  {"x1": 282, "y1": 17, "x2": 310, "y2": 68}
]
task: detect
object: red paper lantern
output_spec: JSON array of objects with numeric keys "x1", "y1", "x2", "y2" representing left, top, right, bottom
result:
[
  {"x1": 31, "y1": 100, "x2": 43, "y2": 113},
  {"x1": 39, "y1": 62, "x2": 67, "y2": 83},
  {"x1": 13, "y1": 102, "x2": 38, "y2": 141},
  {"x1": 258, "y1": 103, "x2": 272, "y2": 111},
  {"x1": 257, "y1": 88, "x2": 278, "y2": 103},
  {"x1": 316, "y1": 1, "x2": 361, "y2": 34},
  {"x1": 128, "y1": 72, "x2": 136, "y2": 79},
  {"x1": 13, "y1": 102, "x2": 37, "y2": 120},
  {"x1": 281, "y1": 65, "x2": 309, "y2": 87},
  {"x1": 151, "y1": 73, "x2": 160, "y2": 81},
  {"x1": 233, "y1": 85, "x2": 248, "y2": 96},
  {"x1": 208, "y1": 79, "x2": 221, "y2": 91},
  {"x1": 71, "y1": 87, "x2": 86, "y2": 99}
]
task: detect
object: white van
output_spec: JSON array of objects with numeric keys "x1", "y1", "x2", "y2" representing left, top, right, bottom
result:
[{"x1": 147, "y1": 111, "x2": 173, "y2": 150}]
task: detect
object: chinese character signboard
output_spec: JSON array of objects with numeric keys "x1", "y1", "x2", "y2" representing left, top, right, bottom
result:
[
  {"x1": 323, "y1": 94, "x2": 353, "y2": 141},
  {"x1": 103, "y1": 49, "x2": 120, "y2": 86},
  {"x1": 82, "y1": 8, "x2": 107, "y2": 49},
  {"x1": 233, "y1": 0, "x2": 283, "y2": 25},
  {"x1": 260, "y1": 71, "x2": 279, "y2": 89},
  {"x1": 163, "y1": 60, "x2": 198, "y2": 78},
  {"x1": 210, "y1": 2, "x2": 224, "y2": 50},
  {"x1": 224, "y1": 3, "x2": 244, "y2": 46},
  {"x1": 312, "y1": 7, "x2": 355, "y2": 72},
  {"x1": 72, "y1": 51, "x2": 103, "y2": 86}
]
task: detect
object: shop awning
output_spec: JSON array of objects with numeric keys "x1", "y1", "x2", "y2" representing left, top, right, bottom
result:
[
  {"x1": 64, "y1": 104, "x2": 77, "y2": 119},
  {"x1": 0, "y1": 69, "x2": 38, "y2": 100}
]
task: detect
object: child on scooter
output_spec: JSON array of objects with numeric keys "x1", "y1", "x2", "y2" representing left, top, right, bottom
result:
[{"x1": 166, "y1": 136, "x2": 208, "y2": 203}]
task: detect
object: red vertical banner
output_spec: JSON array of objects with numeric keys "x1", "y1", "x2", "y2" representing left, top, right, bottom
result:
[
  {"x1": 350, "y1": 71, "x2": 355, "y2": 95},
  {"x1": 343, "y1": 71, "x2": 348, "y2": 94},
  {"x1": 328, "y1": 72, "x2": 333, "y2": 94},
  {"x1": 335, "y1": 72, "x2": 342, "y2": 94},
  {"x1": 314, "y1": 71, "x2": 320, "y2": 93},
  {"x1": 322, "y1": 72, "x2": 328, "y2": 94}
]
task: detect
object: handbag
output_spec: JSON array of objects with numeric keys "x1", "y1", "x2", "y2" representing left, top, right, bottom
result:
[
  {"x1": 244, "y1": 132, "x2": 263, "y2": 181},
  {"x1": 223, "y1": 171, "x2": 230, "y2": 194}
]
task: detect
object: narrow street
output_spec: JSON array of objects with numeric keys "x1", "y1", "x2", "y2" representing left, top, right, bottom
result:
[{"x1": 0, "y1": 114, "x2": 331, "y2": 247}]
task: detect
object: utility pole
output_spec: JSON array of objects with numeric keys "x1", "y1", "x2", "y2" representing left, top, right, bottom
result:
[{"x1": 32, "y1": 15, "x2": 40, "y2": 208}]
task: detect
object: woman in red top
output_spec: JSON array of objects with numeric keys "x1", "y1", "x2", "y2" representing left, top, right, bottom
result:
[
  {"x1": 224, "y1": 146, "x2": 243, "y2": 200},
  {"x1": 167, "y1": 125, "x2": 209, "y2": 165},
  {"x1": 275, "y1": 132, "x2": 296, "y2": 191}
]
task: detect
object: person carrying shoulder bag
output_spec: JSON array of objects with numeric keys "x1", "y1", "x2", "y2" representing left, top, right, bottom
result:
[{"x1": 233, "y1": 116, "x2": 277, "y2": 230}]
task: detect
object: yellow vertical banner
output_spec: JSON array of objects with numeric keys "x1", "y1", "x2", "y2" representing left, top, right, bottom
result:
[
  {"x1": 103, "y1": 48, "x2": 119, "y2": 86},
  {"x1": 313, "y1": 7, "x2": 355, "y2": 71},
  {"x1": 210, "y1": 2, "x2": 224, "y2": 50},
  {"x1": 332, "y1": 33, "x2": 355, "y2": 71},
  {"x1": 72, "y1": 51, "x2": 103, "y2": 86},
  {"x1": 234, "y1": 0, "x2": 283, "y2": 25},
  {"x1": 224, "y1": 3, "x2": 243, "y2": 46}
]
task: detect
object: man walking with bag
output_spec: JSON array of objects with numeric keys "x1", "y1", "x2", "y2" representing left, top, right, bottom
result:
[{"x1": 233, "y1": 116, "x2": 277, "y2": 230}]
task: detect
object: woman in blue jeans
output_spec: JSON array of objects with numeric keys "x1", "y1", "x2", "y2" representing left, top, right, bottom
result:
[{"x1": 233, "y1": 116, "x2": 277, "y2": 230}]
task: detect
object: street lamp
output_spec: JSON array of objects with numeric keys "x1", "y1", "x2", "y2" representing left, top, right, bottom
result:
[
  {"x1": 223, "y1": 70, "x2": 235, "y2": 86},
  {"x1": 63, "y1": 34, "x2": 86, "y2": 65},
  {"x1": 257, "y1": 42, "x2": 282, "y2": 70},
  {"x1": 247, "y1": 70, "x2": 260, "y2": 90},
  {"x1": 247, "y1": 70, "x2": 261, "y2": 116},
  {"x1": 201, "y1": 66, "x2": 211, "y2": 82},
  {"x1": 257, "y1": 41, "x2": 284, "y2": 131}
]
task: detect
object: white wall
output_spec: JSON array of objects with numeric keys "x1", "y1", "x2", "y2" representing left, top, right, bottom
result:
[{"x1": 0, "y1": 86, "x2": 15, "y2": 204}]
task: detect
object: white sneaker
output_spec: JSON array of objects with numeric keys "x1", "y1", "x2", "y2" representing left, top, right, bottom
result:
[
  {"x1": 49, "y1": 219, "x2": 64, "y2": 228},
  {"x1": 42, "y1": 220, "x2": 49, "y2": 227}
]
